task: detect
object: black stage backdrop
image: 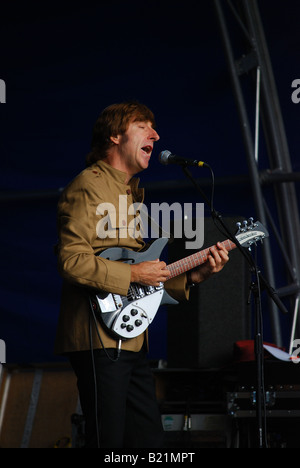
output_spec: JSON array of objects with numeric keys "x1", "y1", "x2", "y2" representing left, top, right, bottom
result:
[{"x1": 0, "y1": 1, "x2": 299, "y2": 364}]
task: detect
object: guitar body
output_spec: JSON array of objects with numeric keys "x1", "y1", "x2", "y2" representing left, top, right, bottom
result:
[
  {"x1": 90, "y1": 238, "x2": 178, "y2": 340},
  {"x1": 89, "y1": 219, "x2": 268, "y2": 340}
]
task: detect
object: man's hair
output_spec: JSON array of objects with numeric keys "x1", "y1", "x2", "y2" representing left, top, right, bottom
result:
[{"x1": 85, "y1": 101, "x2": 156, "y2": 166}]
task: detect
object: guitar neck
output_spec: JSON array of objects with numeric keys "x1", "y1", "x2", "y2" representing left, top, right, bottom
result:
[{"x1": 166, "y1": 239, "x2": 236, "y2": 279}]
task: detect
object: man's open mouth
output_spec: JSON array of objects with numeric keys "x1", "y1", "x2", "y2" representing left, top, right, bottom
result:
[{"x1": 141, "y1": 146, "x2": 152, "y2": 155}]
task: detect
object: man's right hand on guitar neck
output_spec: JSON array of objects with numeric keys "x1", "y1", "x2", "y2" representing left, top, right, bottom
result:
[{"x1": 130, "y1": 259, "x2": 170, "y2": 287}]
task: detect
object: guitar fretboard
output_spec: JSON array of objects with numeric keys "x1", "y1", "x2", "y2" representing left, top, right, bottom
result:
[{"x1": 166, "y1": 239, "x2": 236, "y2": 279}]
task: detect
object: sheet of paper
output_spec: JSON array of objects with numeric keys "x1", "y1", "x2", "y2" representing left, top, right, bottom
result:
[{"x1": 263, "y1": 344, "x2": 300, "y2": 363}]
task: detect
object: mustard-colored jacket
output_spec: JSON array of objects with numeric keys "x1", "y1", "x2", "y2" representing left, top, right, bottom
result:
[{"x1": 54, "y1": 160, "x2": 189, "y2": 354}]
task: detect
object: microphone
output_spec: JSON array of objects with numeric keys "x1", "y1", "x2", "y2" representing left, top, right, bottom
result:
[{"x1": 158, "y1": 150, "x2": 209, "y2": 168}]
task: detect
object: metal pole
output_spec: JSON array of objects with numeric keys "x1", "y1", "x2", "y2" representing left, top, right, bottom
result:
[
  {"x1": 213, "y1": 0, "x2": 282, "y2": 345},
  {"x1": 243, "y1": 0, "x2": 300, "y2": 292}
]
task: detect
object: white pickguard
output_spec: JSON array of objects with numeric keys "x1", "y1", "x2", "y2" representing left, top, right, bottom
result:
[{"x1": 111, "y1": 290, "x2": 165, "y2": 339}]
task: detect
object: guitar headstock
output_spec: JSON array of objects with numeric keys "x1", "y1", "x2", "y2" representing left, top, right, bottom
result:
[{"x1": 235, "y1": 218, "x2": 269, "y2": 249}]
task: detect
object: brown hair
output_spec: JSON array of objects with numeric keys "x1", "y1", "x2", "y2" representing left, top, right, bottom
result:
[{"x1": 85, "y1": 101, "x2": 156, "y2": 166}]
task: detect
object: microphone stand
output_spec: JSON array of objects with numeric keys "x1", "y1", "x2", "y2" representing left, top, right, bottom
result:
[{"x1": 181, "y1": 164, "x2": 288, "y2": 448}]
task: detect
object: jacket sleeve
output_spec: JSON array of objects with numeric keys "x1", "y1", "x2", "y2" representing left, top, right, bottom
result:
[
  {"x1": 165, "y1": 274, "x2": 190, "y2": 302},
  {"x1": 56, "y1": 179, "x2": 131, "y2": 296}
]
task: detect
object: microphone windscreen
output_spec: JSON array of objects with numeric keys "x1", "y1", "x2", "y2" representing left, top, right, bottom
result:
[{"x1": 158, "y1": 150, "x2": 171, "y2": 165}]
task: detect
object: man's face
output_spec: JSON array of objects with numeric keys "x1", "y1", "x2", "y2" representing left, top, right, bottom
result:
[{"x1": 112, "y1": 120, "x2": 160, "y2": 176}]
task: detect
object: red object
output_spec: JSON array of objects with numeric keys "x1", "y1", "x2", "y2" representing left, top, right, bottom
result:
[{"x1": 234, "y1": 340, "x2": 285, "y2": 362}]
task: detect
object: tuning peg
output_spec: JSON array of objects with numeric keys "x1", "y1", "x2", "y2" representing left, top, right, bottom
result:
[
  {"x1": 240, "y1": 220, "x2": 248, "y2": 231},
  {"x1": 247, "y1": 239, "x2": 257, "y2": 251},
  {"x1": 236, "y1": 222, "x2": 241, "y2": 230}
]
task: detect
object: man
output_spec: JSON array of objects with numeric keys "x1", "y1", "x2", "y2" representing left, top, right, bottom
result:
[{"x1": 55, "y1": 101, "x2": 229, "y2": 448}]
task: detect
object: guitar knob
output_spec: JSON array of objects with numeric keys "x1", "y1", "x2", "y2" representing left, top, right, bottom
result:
[
  {"x1": 135, "y1": 320, "x2": 142, "y2": 327},
  {"x1": 121, "y1": 323, "x2": 127, "y2": 329},
  {"x1": 126, "y1": 325, "x2": 134, "y2": 332},
  {"x1": 131, "y1": 309, "x2": 138, "y2": 316},
  {"x1": 123, "y1": 315, "x2": 130, "y2": 322}
]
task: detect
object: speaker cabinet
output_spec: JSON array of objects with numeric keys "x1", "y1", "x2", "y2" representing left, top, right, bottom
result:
[{"x1": 167, "y1": 217, "x2": 252, "y2": 369}]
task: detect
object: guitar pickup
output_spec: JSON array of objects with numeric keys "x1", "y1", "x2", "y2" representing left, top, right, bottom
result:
[{"x1": 95, "y1": 293, "x2": 123, "y2": 314}]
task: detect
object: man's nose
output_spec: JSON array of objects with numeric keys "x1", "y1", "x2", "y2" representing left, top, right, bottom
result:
[{"x1": 150, "y1": 128, "x2": 160, "y2": 141}]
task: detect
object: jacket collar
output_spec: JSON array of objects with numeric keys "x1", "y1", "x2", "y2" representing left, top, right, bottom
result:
[{"x1": 95, "y1": 159, "x2": 144, "y2": 201}]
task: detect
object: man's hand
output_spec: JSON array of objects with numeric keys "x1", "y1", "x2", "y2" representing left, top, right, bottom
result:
[
  {"x1": 187, "y1": 242, "x2": 229, "y2": 285},
  {"x1": 130, "y1": 259, "x2": 170, "y2": 287}
]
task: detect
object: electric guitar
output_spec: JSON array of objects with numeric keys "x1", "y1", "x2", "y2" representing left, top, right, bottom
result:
[{"x1": 90, "y1": 219, "x2": 268, "y2": 340}]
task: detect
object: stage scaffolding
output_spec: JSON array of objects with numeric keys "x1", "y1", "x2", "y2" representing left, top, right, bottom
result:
[
  {"x1": 1, "y1": 1, "x2": 299, "y2": 349},
  {"x1": 214, "y1": 0, "x2": 300, "y2": 346}
]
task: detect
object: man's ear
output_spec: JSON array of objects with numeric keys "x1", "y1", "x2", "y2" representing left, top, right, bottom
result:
[{"x1": 110, "y1": 135, "x2": 120, "y2": 145}]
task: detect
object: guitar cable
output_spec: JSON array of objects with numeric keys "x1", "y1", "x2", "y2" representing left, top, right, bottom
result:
[
  {"x1": 87, "y1": 294, "x2": 122, "y2": 448},
  {"x1": 88, "y1": 316, "x2": 100, "y2": 449},
  {"x1": 88, "y1": 294, "x2": 122, "y2": 362}
]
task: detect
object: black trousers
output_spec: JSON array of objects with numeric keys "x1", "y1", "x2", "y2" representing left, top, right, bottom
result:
[{"x1": 69, "y1": 347, "x2": 164, "y2": 448}]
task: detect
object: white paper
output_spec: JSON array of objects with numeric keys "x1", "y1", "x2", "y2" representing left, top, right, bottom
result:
[{"x1": 263, "y1": 344, "x2": 300, "y2": 363}]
